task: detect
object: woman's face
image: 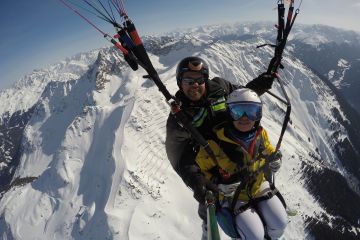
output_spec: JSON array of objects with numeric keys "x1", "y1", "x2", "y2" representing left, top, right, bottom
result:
[{"x1": 233, "y1": 115, "x2": 256, "y2": 132}]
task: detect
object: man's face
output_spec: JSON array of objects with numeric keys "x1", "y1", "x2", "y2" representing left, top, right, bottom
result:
[{"x1": 180, "y1": 71, "x2": 206, "y2": 101}]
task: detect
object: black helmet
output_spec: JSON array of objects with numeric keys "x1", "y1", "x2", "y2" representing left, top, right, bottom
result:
[{"x1": 176, "y1": 56, "x2": 209, "y2": 87}]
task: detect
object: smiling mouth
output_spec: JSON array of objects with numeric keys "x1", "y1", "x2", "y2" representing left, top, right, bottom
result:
[
  {"x1": 189, "y1": 89, "x2": 199, "y2": 95},
  {"x1": 237, "y1": 121, "x2": 251, "y2": 125}
]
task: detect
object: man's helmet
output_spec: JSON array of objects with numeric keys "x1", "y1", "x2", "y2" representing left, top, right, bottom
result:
[
  {"x1": 226, "y1": 88, "x2": 262, "y2": 121},
  {"x1": 176, "y1": 56, "x2": 209, "y2": 87}
]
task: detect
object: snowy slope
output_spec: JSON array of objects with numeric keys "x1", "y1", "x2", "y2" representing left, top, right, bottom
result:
[
  {"x1": 0, "y1": 50, "x2": 100, "y2": 117},
  {"x1": 1, "y1": 23, "x2": 360, "y2": 239},
  {"x1": 0, "y1": 50, "x2": 101, "y2": 197}
]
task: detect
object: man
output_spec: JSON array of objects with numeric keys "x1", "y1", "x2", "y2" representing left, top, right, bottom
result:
[{"x1": 165, "y1": 56, "x2": 274, "y2": 232}]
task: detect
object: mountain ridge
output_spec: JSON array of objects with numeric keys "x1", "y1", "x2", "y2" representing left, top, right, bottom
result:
[{"x1": 0, "y1": 23, "x2": 359, "y2": 239}]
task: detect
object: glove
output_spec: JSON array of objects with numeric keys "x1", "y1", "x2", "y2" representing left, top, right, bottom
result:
[
  {"x1": 268, "y1": 150, "x2": 282, "y2": 173},
  {"x1": 245, "y1": 73, "x2": 275, "y2": 95},
  {"x1": 193, "y1": 175, "x2": 219, "y2": 204}
]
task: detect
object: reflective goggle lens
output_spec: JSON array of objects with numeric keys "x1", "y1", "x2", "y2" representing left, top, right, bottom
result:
[
  {"x1": 228, "y1": 102, "x2": 262, "y2": 121},
  {"x1": 182, "y1": 77, "x2": 205, "y2": 85}
]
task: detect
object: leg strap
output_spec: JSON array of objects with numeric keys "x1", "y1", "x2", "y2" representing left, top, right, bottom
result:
[{"x1": 233, "y1": 187, "x2": 279, "y2": 216}]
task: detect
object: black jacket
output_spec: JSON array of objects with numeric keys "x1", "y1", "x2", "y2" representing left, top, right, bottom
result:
[
  {"x1": 165, "y1": 74, "x2": 270, "y2": 191},
  {"x1": 165, "y1": 77, "x2": 237, "y2": 188}
]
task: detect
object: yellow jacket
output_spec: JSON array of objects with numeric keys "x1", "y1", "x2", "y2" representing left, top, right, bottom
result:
[{"x1": 195, "y1": 127, "x2": 275, "y2": 201}]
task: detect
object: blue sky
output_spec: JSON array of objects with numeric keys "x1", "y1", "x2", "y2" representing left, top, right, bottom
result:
[{"x1": 1, "y1": 0, "x2": 359, "y2": 90}]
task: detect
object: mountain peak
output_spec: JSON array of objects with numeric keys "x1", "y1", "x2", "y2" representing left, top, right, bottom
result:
[{"x1": 1, "y1": 22, "x2": 360, "y2": 239}]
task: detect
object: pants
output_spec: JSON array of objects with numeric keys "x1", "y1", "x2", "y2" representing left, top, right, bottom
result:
[
  {"x1": 198, "y1": 203, "x2": 207, "y2": 221},
  {"x1": 221, "y1": 181, "x2": 288, "y2": 240},
  {"x1": 198, "y1": 203, "x2": 208, "y2": 240}
]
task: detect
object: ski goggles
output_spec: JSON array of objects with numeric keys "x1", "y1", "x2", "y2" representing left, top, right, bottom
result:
[
  {"x1": 181, "y1": 77, "x2": 205, "y2": 85},
  {"x1": 228, "y1": 102, "x2": 262, "y2": 121}
]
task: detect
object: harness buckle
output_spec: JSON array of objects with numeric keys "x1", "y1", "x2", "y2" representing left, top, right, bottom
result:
[{"x1": 218, "y1": 182, "x2": 241, "y2": 197}]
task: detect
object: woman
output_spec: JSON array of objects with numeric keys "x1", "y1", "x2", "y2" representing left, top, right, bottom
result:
[{"x1": 195, "y1": 88, "x2": 287, "y2": 239}]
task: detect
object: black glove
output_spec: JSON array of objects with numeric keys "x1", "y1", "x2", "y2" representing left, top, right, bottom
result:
[
  {"x1": 193, "y1": 175, "x2": 219, "y2": 204},
  {"x1": 246, "y1": 73, "x2": 275, "y2": 96}
]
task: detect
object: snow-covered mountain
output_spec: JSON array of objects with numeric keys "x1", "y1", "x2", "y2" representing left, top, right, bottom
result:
[
  {"x1": 0, "y1": 23, "x2": 359, "y2": 239},
  {"x1": 0, "y1": 50, "x2": 100, "y2": 195},
  {"x1": 150, "y1": 22, "x2": 360, "y2": 115},
  {"x1": 288, "y1": 25, "x2": 360, "y2": 117}
]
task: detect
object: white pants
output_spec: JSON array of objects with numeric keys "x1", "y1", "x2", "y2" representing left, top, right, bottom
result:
[{"x1": 222, "y1": 181, "x2": 288, "y2": 240}]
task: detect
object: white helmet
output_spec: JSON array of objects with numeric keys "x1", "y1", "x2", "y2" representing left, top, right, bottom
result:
[{"x1": 226, "y1": 88, "x2": 262, "y2": 121}]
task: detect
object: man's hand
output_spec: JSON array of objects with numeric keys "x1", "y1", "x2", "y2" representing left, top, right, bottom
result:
[
  {"x1": 193, "y1": 175, "x2": 219, "y2": 204},
  {"x1": 246, "y1": 73, "x2": 275, "y2": 96}
]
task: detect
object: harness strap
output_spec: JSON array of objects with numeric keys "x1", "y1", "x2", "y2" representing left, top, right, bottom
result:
[
  {"x1": 233, "y1": 187, "x2": 279, "y2": 216},
  {"x1": 229, "y1": 128, "x2": 263, "y2": 212},
  {"x1": 230, "y1": 180, "x2": 247, "y2": 213}
]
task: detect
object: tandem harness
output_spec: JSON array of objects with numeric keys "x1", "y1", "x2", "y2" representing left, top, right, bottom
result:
[
  {"x1": 214, "y1": 135, "x2": 287, "y2": 239},
  {"x1": 216, "y1": 179, "x2": 286, "y2": 239},
  {"x1": 215, "y1": 142, "x2": 287, "y2": 239}
]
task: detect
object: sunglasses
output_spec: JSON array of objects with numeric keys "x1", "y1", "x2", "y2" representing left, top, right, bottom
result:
[
  {"x1": 182, "y1": 77, "x2": 205, "y2": 85},
  {"x1": 228, "y1": 102, "x2": 262, "y2": 121}
]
